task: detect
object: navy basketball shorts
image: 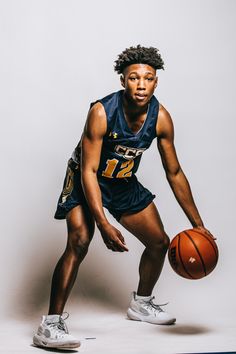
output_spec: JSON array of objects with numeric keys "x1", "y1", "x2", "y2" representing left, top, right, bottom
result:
[{"x1": 54, "y1": 158, "x2": 155, "y2": 222}]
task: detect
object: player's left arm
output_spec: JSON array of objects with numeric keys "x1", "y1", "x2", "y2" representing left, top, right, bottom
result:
[{"x1": 156, "y1": 105, "x2": 214, "y2": 238}]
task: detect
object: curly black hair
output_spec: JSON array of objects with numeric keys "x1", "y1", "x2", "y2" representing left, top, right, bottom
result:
[{"x1": 114, "y1": 45, "x2": 164, "y2": 74}]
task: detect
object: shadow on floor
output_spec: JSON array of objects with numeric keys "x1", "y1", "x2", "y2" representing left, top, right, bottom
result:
[
  {"x1": 159, "y1": 324, "x2": 212, "y2": 335},
  {"x1": 31, "y1": 345, "x2": 78, "y2": 353},
  {"x1": 177, "y1": 352, "x2": 236, "y2": 354}
]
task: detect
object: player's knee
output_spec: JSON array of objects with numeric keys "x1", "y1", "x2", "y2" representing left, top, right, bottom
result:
[
  {"x1": 149, "y1": 233, "x2": 170, "y2": 254},
  {"x1": 163, "y1": 233, "x2": 170, "y2": 250},
  {"x1": 67, "y1": 227, "x2": 91, "y2": 257}
]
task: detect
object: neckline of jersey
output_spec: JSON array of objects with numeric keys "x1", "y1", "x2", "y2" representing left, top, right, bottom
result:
[{"x1": 119, "y1": 90, "x2": 152, "y2": 137}]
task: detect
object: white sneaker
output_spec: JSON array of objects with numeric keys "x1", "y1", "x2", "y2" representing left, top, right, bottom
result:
[
  {"x1": 127, "y1": 292, "x2": 176, "y2": 325},
  {"x1": 33, "y1": 313, "x2": 81, "y2": 349}
]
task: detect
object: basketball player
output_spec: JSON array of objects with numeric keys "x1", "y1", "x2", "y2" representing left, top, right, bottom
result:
[{"x1": 33, "y1": 45, "x2": 213, "y2": 349}]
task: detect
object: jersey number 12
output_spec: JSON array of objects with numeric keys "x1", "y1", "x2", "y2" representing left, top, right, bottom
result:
[{"x1": 102, "y1": 158, "x2": 134, "y2": 178}]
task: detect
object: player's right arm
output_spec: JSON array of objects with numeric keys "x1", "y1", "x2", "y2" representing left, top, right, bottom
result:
[{"x1": 81, "y1": 102, "x2": 128, "y2": 252}]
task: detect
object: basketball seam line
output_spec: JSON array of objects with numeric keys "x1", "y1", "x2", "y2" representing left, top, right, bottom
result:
[
  {"x1": 178, "y1": 233, "x2": 195, "y2": 279},
  {"x1": 184, "y1": 231, "x2": 207, "y2": 276}
]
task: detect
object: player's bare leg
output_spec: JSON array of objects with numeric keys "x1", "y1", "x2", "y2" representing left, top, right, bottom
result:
[
  {"x1": 33, "y1": 205, "x2": 94, "y2": 349},
  {"x1": 49, "y1": 205, "x2": 95, "y2": 315},
  {"x1": 120, "y1": 202, "x2": 169, "y2": 296},
  {"x1": 120, "y1": 202, "x2": 176, "y2": 324}
]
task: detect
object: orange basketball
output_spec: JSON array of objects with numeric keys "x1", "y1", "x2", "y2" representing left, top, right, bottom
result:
[{"x1": 168, "y1": 229, "x2": 218, "y2": 279}]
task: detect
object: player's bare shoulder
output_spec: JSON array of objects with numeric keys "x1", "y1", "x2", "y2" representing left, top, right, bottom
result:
[
  {"x1": 84, "y1": 101, "x2": 107, "y2": 139},
  {"x1": 156, "y1": 103, "x2": 174, "y2": 139}
]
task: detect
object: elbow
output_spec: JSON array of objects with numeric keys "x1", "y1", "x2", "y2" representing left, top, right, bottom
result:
[
  {"x1": 81, "y1": 167, "x2": 97, "y2": 179},
  {"x1": 81, "y1": 168, "x2": 97, "y2": 190},
  {"x1": 166, "y1": 166, "x2": 182, "y2": 182}
]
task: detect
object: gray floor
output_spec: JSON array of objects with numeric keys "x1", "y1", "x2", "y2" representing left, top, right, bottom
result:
[{"x1": 1, "y1": 302, "x2": 235, "y2": 354}]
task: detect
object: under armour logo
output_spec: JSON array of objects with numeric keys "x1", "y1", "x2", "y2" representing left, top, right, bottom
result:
[
  {"x1": 109, "y1": 132, "x2": 118, "y2": 139},
  {"x1": 189, "y1": 257, "x2": 196, "y2": 263}
]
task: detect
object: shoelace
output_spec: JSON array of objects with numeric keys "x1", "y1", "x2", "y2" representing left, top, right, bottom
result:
[
  {"x1": 142, "y1": 296, "x2": 168, "y2": 314},
  {"x1": 45, "y1": 312, "x2": 69, "y2": 337}
]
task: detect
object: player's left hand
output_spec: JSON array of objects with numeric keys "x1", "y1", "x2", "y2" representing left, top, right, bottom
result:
[
  {"x1": 194, "y1": 226, "x2": 217, "y2": 240},
  {"x1": 98, "y1": 222, "x2": 129, "y2": 252}
]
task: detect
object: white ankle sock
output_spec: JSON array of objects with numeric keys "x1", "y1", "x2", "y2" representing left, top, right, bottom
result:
[{"x1": 135, "y1": 294, "x2": 152, "y2": 301}]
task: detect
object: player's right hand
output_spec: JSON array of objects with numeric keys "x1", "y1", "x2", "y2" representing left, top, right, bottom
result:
[
  {"x1": 195, "y1": 226, "x2": 217, "y2": 240},
  {"x1": 98, "y1": 223, "x2": 129, "y2": 252}
]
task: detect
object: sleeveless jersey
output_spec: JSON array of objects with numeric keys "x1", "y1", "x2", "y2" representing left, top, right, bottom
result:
[{"x1": 72, "y1": 90, "x2": 159, "y2": 178}]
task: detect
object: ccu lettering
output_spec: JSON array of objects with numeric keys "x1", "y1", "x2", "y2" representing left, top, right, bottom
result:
[{"x1": 114, "y1": 145, "x2": 146, "y2": 160}]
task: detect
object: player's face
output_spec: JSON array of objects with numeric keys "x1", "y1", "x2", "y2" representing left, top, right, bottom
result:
[{"x1": 121, "y1": 64, "x2": 157, "y2": 106}]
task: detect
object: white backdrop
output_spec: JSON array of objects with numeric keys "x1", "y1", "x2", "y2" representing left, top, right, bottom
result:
[{"x1": 0, "y1": 0, "x2": 235, "y2": 326}]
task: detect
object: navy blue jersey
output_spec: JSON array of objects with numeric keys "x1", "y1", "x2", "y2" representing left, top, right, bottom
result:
[{"x1": 72, "y1": 90, "x2": 159, "y2": 178}]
